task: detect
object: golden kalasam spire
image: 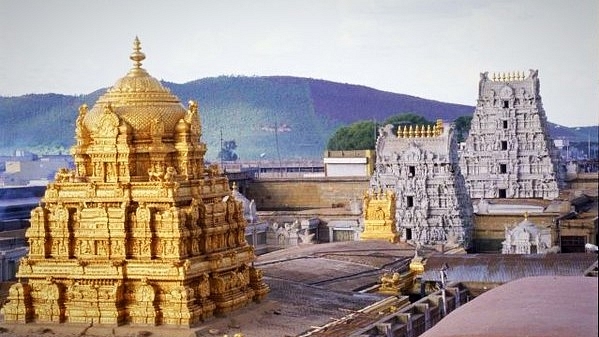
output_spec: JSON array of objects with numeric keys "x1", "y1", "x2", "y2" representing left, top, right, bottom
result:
[{"x1": 130, "y1": 36, "x2": 145, "y2": 69}]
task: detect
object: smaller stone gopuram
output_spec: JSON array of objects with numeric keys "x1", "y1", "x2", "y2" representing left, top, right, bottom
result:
[
  {"x1": 459, "y1": 70, "x2": 563, "y2": 200},
  {"x1": 1, "y1": 38, "x2": 268, "y2": 327},
  {"x1": 366, "y1": 120, "x2": 473, "y2": 249}
]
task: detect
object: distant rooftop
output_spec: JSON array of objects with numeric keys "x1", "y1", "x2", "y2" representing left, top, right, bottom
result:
[{"x1": 420, "y1": 275, "x2": 598, "y2": 337}]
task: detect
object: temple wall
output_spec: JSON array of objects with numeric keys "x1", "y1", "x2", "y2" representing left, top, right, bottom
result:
[
  {"x1": 244, "y1": 177, "x2": 369, "y2": 210},
  {"x1": 566, "y1": 173, "x2": 599, "y2": 193},
  {"x1": 471, "y1": 212, "x2": 596, "y2": 253}
]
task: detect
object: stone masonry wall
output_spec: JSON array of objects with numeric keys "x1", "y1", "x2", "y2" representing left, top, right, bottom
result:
[{"x1": 245, "y1": 177, "x2": 370, "y2": 210}]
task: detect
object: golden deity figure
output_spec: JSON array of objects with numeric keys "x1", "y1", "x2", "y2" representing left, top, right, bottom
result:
[{"x1": 1, "y1": 37, "x2": 268, "y2": 327}]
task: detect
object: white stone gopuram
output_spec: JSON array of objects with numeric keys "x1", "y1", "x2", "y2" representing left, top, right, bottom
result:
[
  {"x1": 369, "y1": 120, "x2": 474, "y2": 249},
  {"x1": 459, "y1": 70, "x2": 563, "y2": 200}
]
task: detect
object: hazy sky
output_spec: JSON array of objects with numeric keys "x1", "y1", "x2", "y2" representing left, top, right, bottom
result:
[{"x1": 1, "y1": 0, "x2": 597, "y2": 127}]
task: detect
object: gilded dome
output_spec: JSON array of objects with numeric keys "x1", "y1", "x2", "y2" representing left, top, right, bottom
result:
[{"x1": 84, "y1": 37, "x2": 186, "y2": 140}]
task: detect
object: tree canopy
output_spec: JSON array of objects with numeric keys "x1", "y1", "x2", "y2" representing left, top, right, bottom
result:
[
  {"x1": 327, "y1": 113, "x2": 433, "y2": 151},
  {"x1": 327, "y1": 120, "x2": 376, "y2": 151},
  {"x1": 454, "y1": 115, "x2": 473, "y2": 143}
]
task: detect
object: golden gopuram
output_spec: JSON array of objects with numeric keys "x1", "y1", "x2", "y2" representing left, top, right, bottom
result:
[{"x1": 1, "y1": 37, "x2": 269, "y2": 326}]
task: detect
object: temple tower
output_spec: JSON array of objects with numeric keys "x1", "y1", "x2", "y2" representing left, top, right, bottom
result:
[
  {"x1": 366, "y1": 120, "x2": 473, "y2": 249},
  {"x1": 459, "y1": 70, "x2": 563, "y2": 200},
  {"x1": 1, "y1": 38, "x2": 268, "y2": 326}
]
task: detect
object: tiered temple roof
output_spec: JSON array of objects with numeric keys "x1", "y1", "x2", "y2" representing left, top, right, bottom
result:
[
  {"x1": 459, "y1": 70, "x2": 563, "y2": 200},
  {"x1": 1, "y1": 38, "x2": 268, "y2": 327},
  {"x1": 365, "y1": 120, "x2": 473, "y2": 249}
]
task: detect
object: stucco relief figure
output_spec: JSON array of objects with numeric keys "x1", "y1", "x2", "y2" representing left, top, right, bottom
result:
[
  {"x1": 136, "y1": 203, "x2": 151, "y2": 229},
  {"x1": 374, "y1": 206, "x2": 385, "y2": 220},
  {"x1": 112, "y1": 240, "x2": 124, "y2": 256},
  {"x1": 148, "y1": 163, "x2": 165, "y2": 181},
  {"x1": 515, "y1": 88, "x2": 525, "y2": 105},
  {"x1": 186, "y1": 100, "x2": 201, "y2": 137},
  {"x1": 80, "y1": 240, "x2": 93, "y2": 255},
  {"x1": 97, "y1": 104, "x2": 120, "y2": 138},
  {"x1": 197, "y1": 273, "x2": 210, "y2": 298},
  {"x1": 150, "y1": 117, "x2": 164, "y2": 138},
  {"x1": 30, "y1": 239, "x2": 43, "y2": 255},
  {"x1": 211, "y1": 275, "x2": 226, "y2": 294},
  {"x1": 484, "y1": 89, "x2": 495, "y2": 107},
  {"x1": 54, "y1": 168, "x2": 75, "y2": 183},
  {"x1": 163, "y1": 166, "x2": 177, "y2": 182},
  {"x1": 75, "y1": 104, "x2": 88, "y2": 138},
  {"x1": 136, "y1": 280, "x2": 155, "y2": 303}
]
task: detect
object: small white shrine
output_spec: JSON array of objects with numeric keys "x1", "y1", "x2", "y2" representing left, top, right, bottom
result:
[{"x1": 501, "y1": 213, "x2": 553, "y2": 254}]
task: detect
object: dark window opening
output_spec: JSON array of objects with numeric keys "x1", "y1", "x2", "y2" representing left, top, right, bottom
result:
[
  {"x1": 409, "y1": 166, "x2": 416, "y2": 176},
  {"x1": 503, "y1": 120, "x2": 508, "y2": 129},
  {"x1": 561, "y1": 236, "x2": 586, "y2": 253},
  {"x1": 406, "y1": 228, "x2": 412, "y2": 240},
  {"x1": 503, "y1": 100, "x2": 509, "y2": 108},
  {"x1": 500, "y1": 164, "x2": 507, "y2": 174},
  {"x1": 406, "y1": 196, "x2": 414, "y2": 208},
  {"x1": 501, "y1": 141, "x2": 508, "y2": 150},
  {"x1": 498, "y1": 189, "x2": 507, "y2": 198}
]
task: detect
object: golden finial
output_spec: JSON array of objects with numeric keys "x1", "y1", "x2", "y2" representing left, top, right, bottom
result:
[
  {"x1": 409, "y1": 125, "x2": 414, "y2": 138},
  {"x1": 130, "y1": 36, "x2": 146, "y2": 69},
  {"x1": 397, "y1": 125, "x2": 403, "y2": 138},
  {"x1": 188, "y1": 100, "x2": 198, "y2": 113},
  {"x1": 435, "y1": 119, "x2": 443, "y2": 136},
  {"x1": 524, "y1": 211, "x2": 528, "y2": 220},
  {"x1": 426, "y1": 124, "x2": 432, "y2": 137}
]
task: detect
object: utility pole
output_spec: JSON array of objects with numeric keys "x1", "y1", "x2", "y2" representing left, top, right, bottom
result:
[
  {"x1": 373, "y1": 117, "x2": 377, "y2": 147},
  {"x1": 220, "y1": 128, "x2": 224, "y2": 171},
  {"x1": 440, "y1": 263, "x2": 448, "y2": 316},
  {"x1": 274, "y1": 118, "x2": 282, "y2": 177}
]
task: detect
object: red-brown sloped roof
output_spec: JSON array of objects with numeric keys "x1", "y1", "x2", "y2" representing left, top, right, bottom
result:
[{"x1": 420, "y1": 275, "x2": 598, "y2": 337}]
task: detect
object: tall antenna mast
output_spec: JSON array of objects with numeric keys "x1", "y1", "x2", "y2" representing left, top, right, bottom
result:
[{"x1": 274, "y1": 118, "x2": 282, "y2": 177}]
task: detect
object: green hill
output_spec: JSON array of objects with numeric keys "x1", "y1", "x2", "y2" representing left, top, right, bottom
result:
[{"x1": 0, "y1": 76, "x2": 593, "y2": 160}]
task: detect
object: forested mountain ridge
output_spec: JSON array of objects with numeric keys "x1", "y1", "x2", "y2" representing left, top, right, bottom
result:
[{"x1": 0, "y1": 76, "x2": 593, "y2": 160}]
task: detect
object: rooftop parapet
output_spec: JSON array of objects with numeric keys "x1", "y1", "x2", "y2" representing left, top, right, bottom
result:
[
  {"x1": 398, "y1": 119, "x2": 444, "y2": 138},
  {"x1": 490, "y1": 71, "x2": 526, "y2": 82}
]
